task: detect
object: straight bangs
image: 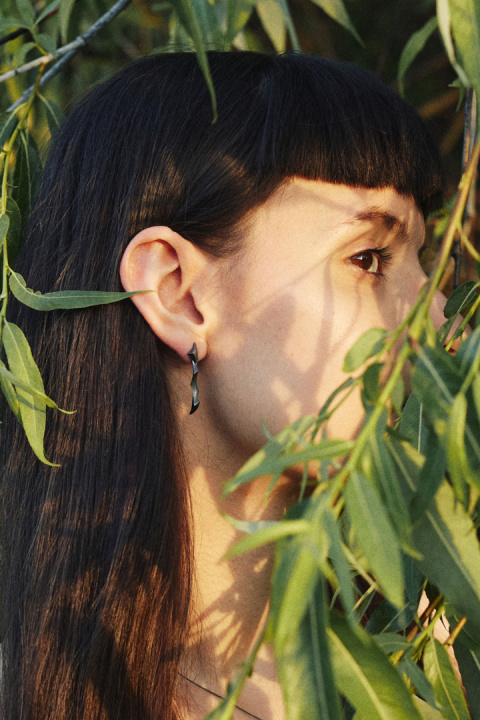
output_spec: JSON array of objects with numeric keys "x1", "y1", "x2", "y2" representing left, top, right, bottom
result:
[
  {"x1": 219, "y1": 53, "x2": 445, "y2": 219},
  {"x1": 137, "y1": 52, "x2": 445, "y2": 254}
]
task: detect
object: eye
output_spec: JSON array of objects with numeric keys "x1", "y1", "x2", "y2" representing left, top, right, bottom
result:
[{"x1": 349, "y1": 247, "x2": 392, "y2": 278}]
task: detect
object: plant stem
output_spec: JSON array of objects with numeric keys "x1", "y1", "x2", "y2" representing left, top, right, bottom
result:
[
  {"x1": 6, "y1": 0, "x2": 133, "y2": 113},
  {"x1": 0, "y1": 66, "x2": 44, "y2": 330}
]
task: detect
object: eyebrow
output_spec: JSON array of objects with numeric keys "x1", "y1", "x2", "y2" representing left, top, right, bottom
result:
[{"x1": 343, "y1": 206, "x2": 409, "y2": 242}]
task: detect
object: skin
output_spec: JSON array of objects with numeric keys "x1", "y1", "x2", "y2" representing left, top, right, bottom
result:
[{"x1": 120, "y1": 179, "x2": 448, "y2": 719}]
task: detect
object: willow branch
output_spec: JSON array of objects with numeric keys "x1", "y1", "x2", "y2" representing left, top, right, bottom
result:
[{"x1": 6, "y1": 0, "x2": 133, "y2": 112}]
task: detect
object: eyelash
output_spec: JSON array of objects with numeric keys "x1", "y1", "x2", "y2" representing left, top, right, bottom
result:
[{"x1": 349, "y1": 246, "x2": 393, "y2": 280}]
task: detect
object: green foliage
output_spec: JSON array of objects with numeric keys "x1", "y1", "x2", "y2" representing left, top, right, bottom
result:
[{"x1": 1, "y1": 1, "x2": 480, "y2": 719}]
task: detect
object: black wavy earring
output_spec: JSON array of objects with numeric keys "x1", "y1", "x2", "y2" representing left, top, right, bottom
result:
[{"x1": 188, "y1": 343, "x2": 199, "y2": 414}]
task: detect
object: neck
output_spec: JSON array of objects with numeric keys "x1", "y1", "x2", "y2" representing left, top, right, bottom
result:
[{"x1": 177, "y1": 405, "x2": 291, "y2": 720}]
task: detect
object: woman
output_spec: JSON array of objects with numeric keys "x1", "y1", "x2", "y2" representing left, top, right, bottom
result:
[{"x1": 1, "y1": 51, "x2": 447, "y2": 719}]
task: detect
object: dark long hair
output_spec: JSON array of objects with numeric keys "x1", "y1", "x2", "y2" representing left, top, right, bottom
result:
[{"x1": 1, "y1": 52, "x2": 443, "y2": 719}]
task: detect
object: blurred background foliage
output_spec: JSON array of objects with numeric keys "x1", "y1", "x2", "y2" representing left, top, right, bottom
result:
[{"x1": 0, "y1": 0, "x2": 476, "y2": 290}]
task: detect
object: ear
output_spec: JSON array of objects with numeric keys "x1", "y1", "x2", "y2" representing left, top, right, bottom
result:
[{"x1": 119, "y1": 226, "x2": 212, "y2": 361}]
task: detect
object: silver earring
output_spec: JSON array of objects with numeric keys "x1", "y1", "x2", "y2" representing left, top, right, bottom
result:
[{"x1": 188, "y1": 343, "x2": 199, "y2": 414}]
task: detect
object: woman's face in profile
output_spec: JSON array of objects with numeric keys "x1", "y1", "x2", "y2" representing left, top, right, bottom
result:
[{"x1": 200, "y1": 179, "x2": 447, "y2": 458}]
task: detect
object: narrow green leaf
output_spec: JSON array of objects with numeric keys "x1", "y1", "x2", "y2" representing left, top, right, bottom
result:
[
  {"x1": 9, "y1": 271, "x2": 144, "y2": 310},
  {"x1": 13, "y1": 40, "x2": 36, "y2": 67},
  {"x1": 309, "y1": 0, "x2": 362, "y2": 45},
  {"x1": 443, "y1": 281, "x2": 478, "y2": 318},
  {"x1": 366, "y1": 598, "x2": 415, "y2": 634},
  {"x1": 171, "y1": 0, "x2": 217, "y2": 119},
  {"x1": 398, "y1": 17, "x2": 438, "y2": 95},
  {"x1": 343, "y1": 328, "x2": 387, "y2": 373},
  {"x1": 2, "y1": 321, "x2": 57, "y2": 465},
  {"x1": 225, "y1": 0, "x2": 256, "y2": 47},
  {"x1": 373, "y1": 634, "x2": 410, "y2": 654},
  {"x1": 399, "y1": 394, "x2": 429, "y2": 455},
  {"x1": 389, "y1": 438, "x2": 480, "y2": 645},
  {"x1": 0, "y1": 18, "x2": 31, "y2": 33},
  {"x1": 454, "y1": 641, "x2": 480, "y2": 720},
  {"x1": 423, "y1": 638, "x2": 470, "y2": 720},
  {"x1": 398, "y1": 657, "x2": 438, "y2": 709},
  {"x1": 362, "y1": 362, "x2": 382, "y2": 404},
  {"x1": 256, "y1": 0, "x2": 286, "y2": 52},
  {"x1": 226, "y1": 518, "x2": 310, "y2": 558},
  {"x1": 5, "y1": 198, "x2": 22, "y2": 266},
  {"x1": 413, "y1": 696, "x2": 447, "y2": 719},
  {"x1": 0, "y1": 110, "x2": 19, "y2": 152},
  {"x1": 36, "y1": 0, "x2": 60, "y2": 24},
  {"x1": 0, "y1": 213, "x2": 9, "y2": 244},
  {"x1": 410, "y1": 436, "x2": 446, "y2": 522},
  {"x1": 364, "y1": 420, "x2": 411, "y2": 543},
  {"x1": 12, "y1": 130, "x2": 42, "y2": 233},
  {"x1": 436, "y1": 0, "x2": 470, "y2": 88},
  {"x1": 447, "y1": 393, "x2": 471, "y2": 503},
  {"x1": 344, "y1": 472, "x2": 404, "y2": 607},
  {"x1": 0, "y1": 361, "x2": 20, "y2": 418},
  {"x1": 447, "y1": 0, "x2": 480, "y2": 121},
  {"x1": 272, "y1": 0, "x2": 300, "y2": 51},
  {"x1": 328, "y1": 612, "x2": 422, "y2": 720},
  {"x1": 35, "y1": 32, "x2": 57, "y2": 55},
  {"x1": 224, "y1": 438, "x2": 352, "y2": 495},
  {"x1": 271, "y1": 499, "x2": 327, "y2": 651},
  {"x1": 16, "y1": 0, "x2": 36, "y2": 26},
  {"x1": 323, "y1": 509, "x2": 356, "y2": 623},
  {"x1": 276, "y1": 577, "x2": 343, "y2": 720},
  {"x1": 0, "y1": 361, "x2": 65, "y2": 410},
  {"x1": 38, "y1": 94, "x2": 65, "y2": 137},
  {"x1": 59, "y1": 0, "x2": 76, "y2": 42}
]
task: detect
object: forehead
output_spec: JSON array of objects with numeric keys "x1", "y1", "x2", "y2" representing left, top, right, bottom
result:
[{"x1": 255, "y1": 178, "x2": 424, "y2": 236}]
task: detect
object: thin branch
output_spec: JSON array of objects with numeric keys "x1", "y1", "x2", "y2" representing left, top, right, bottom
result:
[
  {"x1": 6, "y1": 0, "x2": 133, "y2": 113},
  {"x1": 0, "y1": 28, "x2": 33, "y2": 48}
]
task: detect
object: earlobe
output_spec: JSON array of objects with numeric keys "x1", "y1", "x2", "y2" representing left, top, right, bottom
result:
[{"x1": 119, "y1": 226, "x2": 209, "y2": 361}]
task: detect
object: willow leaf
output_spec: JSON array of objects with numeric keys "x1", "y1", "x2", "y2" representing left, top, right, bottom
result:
[
  {"x1": 454, "y1": 642, "x2": 480, "y2": 720},
  {"x1": 398, "y1": 17, "x2": 438, "y2": 95},
  {"x1": 447, "y1": 393, "x2": 472, "y2": 502},
  {"x1": 443, "y1": 281, "x2": 479, "y2": 319},
  {"x1": 6, "y1": 198, "x2": 22, "y2": 266},
  {"x1": 59, "y1": 0, "x2": 76, "y2": 41},
  {"x1": 2, "y1": 321, "x2": 57, "y2": 465},
  {"x1": 436, "y1": 0, "x2": 470, "y2": 87},
  {"x1": 0, "y1": 361, "x2": 63, "y2": 410},
  {"x1": 171, "y1": 0, "x2": 217, "y2": 118},
  {"x1": 0, "y1": 213, "x2": 9, "y2": 244},
  {"x1": 276, "y1": 577, "x2": 342, "y2": 720},
  {"x1": 328, "y1": 612, "x2": 422, "y2": 720},
  {"x1": 272, "y1": 0, "x2": 300, "y2": 51},
  {"x1": 256, "y1": 0, "x2": 286, "y2": 52},
  {"x1": 343, "y1": 328, "x2": 387, "y2": 372},
  {"x1": 226, "y1": 518, "x2": 309, "y2": 558},
  {"x1": 388, "y1": 438, "x2": 480, "y2": 644},
  {"x1": 0, "y1": 361, "x2": 20, "y2": 418},
  {"x1": 423, "y1": 639, "x2": 470, "y2": 720},
  {"x1": 271, "y1": 499, "x2": 328, "y2": 651},
  {"x1": 323, "y1": 509, "x2": 356, "y2": 623},
  {"x1": 413, "y1": 696, "x2": 448, "y2": 720},
  {"x1": 9, "y1": 271, "x2": 143, "y2": 310},
  {"x1": 225, "y1": 0, "x2": 256, "y2": 46},
  {"x1": 344, "y1": 472, "x2": 404, "y2": 608},
  {"x1": 308, "y1": 0, "x2": 362, "y2": 44},
  {"x1": 448, "y1": 0, "x2": 480, "y2": 119}
]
